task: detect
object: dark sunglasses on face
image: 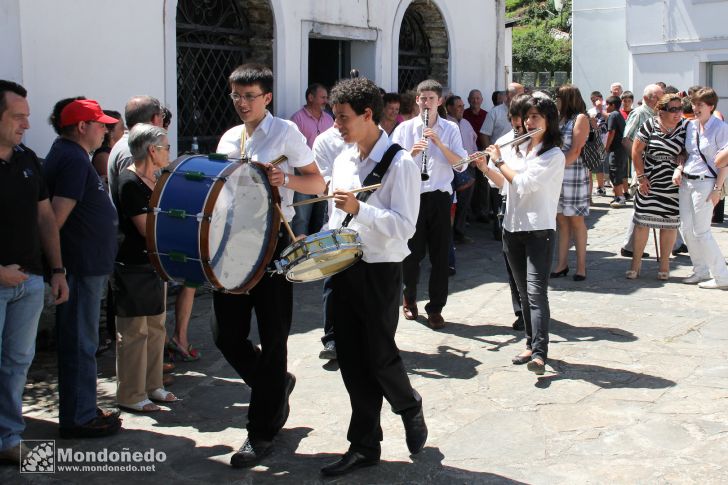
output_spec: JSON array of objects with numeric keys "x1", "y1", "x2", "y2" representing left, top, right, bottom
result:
[{"x1": 662, "y1": 106, "x2": 682, "y2": 113}]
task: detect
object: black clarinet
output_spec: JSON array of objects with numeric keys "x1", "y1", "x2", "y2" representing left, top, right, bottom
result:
[{"x1": 420, "y1": 108, "x2": 430, "y2": 181}]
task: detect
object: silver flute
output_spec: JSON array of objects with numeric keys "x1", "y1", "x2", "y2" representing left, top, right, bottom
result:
[{"x1": 451, "y1": 128, "x2": 544, "y2": 169}]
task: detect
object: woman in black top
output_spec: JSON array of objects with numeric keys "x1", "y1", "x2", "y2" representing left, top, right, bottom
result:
[{"x1": 114, "y1": 123, "x2": 176, "y2": 412}]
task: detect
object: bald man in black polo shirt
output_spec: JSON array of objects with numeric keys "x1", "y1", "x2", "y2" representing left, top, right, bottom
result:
[{"x1": 0, "y1": 80, "x2": 67, "y2": 464}]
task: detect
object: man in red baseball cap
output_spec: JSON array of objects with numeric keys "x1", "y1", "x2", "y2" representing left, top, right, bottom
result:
[
  {"x1": 58, "y1": 100, "x2": 119, "y2": 153},
  {"x1": 43, "y1": 97, "x2": 122, "y2": 439}
]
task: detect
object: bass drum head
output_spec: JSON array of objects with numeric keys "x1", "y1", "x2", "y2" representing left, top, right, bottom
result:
[{"x1": 206, "y1": 163, "x2": 275, "y2": 291}]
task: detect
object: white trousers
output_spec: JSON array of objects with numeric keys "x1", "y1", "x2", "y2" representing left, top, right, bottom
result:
[{"x1": 679, "y1": 178, "x2": 728, "y2": 284}]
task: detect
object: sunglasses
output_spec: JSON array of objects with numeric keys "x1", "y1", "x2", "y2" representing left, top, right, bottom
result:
[{"x1": 662, "y1": 106, "x2": 682, "y2": 113}]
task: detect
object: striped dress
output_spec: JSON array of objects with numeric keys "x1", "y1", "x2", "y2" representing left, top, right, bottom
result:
[
  {"x1": 557, "y1": 116, "x2": 590, "y2": 216},
  {"x1": 633, "y1": 117, "x2": 686, "y2": 229}
]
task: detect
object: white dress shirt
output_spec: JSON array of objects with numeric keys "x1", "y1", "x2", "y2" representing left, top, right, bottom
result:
[
  {"x1": 683, "y1": 116, "x2": 728, "y2": 177},
  {"x1": 313, "y1": 126, "x2": 349, "y2": 185},
  {"x1": 501, "y1": 142, "x2": 565, "y2": 232},
  {"x1": 217, "y1": 111, "x2": 314, "y2": 221},
  {"x1": 391, "y1": 114, "x2": 467, "y2": 194},
  {"x1": 480, "y1": 103, "x2": 511, "y2": 142},
  {"x1": 325, "y1": 131, "x2": 421, "y2": 263}
]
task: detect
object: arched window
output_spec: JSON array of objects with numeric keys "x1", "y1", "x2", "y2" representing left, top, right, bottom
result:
[
  {"x1": 398, "y1": 10, "x2": 431, "y2": 92},
  {"x1": 176, "y1": 0, "x2": 252, "y2": 153}
]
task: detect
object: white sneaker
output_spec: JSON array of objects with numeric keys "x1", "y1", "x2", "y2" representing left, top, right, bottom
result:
[
  {"x1": 683, "y1": 273, "x2": 711, "y2": 285},
  {"x1": 610, "y1": 197, "x2": 626, "y2": 208},
  {"x1": 698, "y1": 279, "x2": 728, "y2": 290}
]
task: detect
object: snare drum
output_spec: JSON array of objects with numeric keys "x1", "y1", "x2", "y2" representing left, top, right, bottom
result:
[
  {"x1": 274, "y1": 228, "x2": 362, "y2": 282},
  {"x1": 147, "y1": 154, "x2": 280, "y2": 293}
]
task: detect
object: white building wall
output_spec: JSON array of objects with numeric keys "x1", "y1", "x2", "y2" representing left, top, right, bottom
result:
[
  {"x1": 626, "y1": 0, "x2": 728, "y2": 93},
  {"x1": 10, "y1": 0, "x2": 172, "y2": 158},
  {"x1": 6, "y1": 0, "x2": 501, "y2": 156},
  {"x1": 572, "y1": 0, "x2": 630, "y2": 96},
  {"x1": 0, "y1": 0, "x2": 22, "y2": 84}
]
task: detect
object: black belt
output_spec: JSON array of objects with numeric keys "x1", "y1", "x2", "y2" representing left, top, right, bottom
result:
[{"x1": 683, "y1": 173, "x2": 715, "y2": 180}]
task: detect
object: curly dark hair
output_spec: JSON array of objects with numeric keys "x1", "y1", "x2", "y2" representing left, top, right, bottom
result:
[
  {"x1": 520, "y1": 95, "x2": 562, "y2": 156},
  {"x1": 329, "y1": 77, "x2": 383, "y2": 124}
]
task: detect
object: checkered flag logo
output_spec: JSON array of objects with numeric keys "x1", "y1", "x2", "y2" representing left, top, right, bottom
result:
[{"x1": 20, "y1": 440, "x2": 55, "y2": 473}]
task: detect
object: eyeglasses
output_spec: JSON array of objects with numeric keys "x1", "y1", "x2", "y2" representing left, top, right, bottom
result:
[
  {"x1": 229, "y1": 92, "x2": 265, "y2": 104},
  {"x1": 154, "y1": 144, "x2": 171, "y2": 151},
  {"x1": 662, "y1": 106, "x2": 682, "y2": 113}
]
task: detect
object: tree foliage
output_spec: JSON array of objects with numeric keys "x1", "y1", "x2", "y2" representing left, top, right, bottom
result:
[
  {"x1": 509, "y1": 0, "x2": 572, "y2": 73},
  {"x1": 512, "y1": 25, "x2": 571, "y2": 73}
]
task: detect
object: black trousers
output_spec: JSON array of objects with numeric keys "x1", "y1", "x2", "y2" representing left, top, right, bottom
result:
[
  {"x1": 471, "y1": 168, "x2": 492, "y2": 218},
  {"x1": 503, "y1": 229, "x2": 554, "y2": 360},
  {"x1": 453, "y1": 182, "x2": 474, "y2": 237},
  {"x1": 320, "y1": 276, "x2": 334, "y2": 345},
  {"x1": 331, "y1": 261, "x2": 421, "y2": 457},
  {"x1": 211, "y1": 235, "x2": 292, "y2": 442},
  {"x1": 403, "y1": 190, "x2": 451, "y2": 314}
]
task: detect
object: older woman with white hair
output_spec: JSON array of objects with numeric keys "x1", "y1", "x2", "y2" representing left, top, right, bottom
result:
[{"x1": 113, "y1": 123, "x2": 177, "y2": 412}]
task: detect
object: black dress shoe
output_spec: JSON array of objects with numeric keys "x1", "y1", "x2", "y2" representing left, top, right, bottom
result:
[
  {"x1": 671, "y1": 243, "x2": 688, "y2": 256},
  {"x1": 274, "y1": 372, "x2": 296, "y2": 430},
  {"x1": 512, "y1": 314, "x2": 524, "y2": 331},
  {"x1": 572, "y1": 274, "x2": 586, "y2": 281},
  {"x1": 549, "y1": 267, "x2": 569, "y2": 278},
  {"x1": 321, "y1": 450, "x2": 379, "y2": 476},
  {"x1": 59, "y1": 415, "x2": 122, "y2": 439},
  {"x1": 319, "y1": 341, "x2": 337, "y2": 360},
  {"x1": 230, "y1": 438, "x2": 273, "y2": 468},
  {"x1": 402, "y1": 406, "x2": 428, "y2": 454}
]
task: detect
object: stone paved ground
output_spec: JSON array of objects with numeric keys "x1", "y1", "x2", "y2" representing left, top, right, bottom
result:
[{"x1": 3, "y1": 196, "x2": 728, "y2": 484}]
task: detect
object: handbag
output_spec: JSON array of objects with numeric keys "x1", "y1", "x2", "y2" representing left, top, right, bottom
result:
[
  {"x1": 111, "y1": 263, "x2": 165, "y2": 318},
  {"x1": 581, "y1": 118, "x2": 607, "y2": 172},
  {"x1": 452, "y1": 166, "x2": 475, "y2": 192}
]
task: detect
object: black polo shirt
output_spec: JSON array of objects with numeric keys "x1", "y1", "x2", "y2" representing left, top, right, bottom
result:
[{"x1": 0, "y1": 145, "x2": 48, "y2": 275}]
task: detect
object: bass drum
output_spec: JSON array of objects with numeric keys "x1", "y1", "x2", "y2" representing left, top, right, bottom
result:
[{"x1": 146, "y1": 154, "x2": 280, "y2": 293}]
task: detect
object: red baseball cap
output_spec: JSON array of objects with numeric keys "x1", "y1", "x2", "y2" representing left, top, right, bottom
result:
[{"x1": 60, "y1": 99, "x2": 119, "y2": 127}]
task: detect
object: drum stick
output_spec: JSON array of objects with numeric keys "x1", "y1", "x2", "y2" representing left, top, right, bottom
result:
[
  {"x1": 274, "y1": 203, "x2": 296, "y2": 241},
  {"x1": 288, "y1": 184, "x2": 382, "y2": 207}
]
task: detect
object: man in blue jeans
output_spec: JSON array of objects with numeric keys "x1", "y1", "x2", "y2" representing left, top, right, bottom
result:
[
  {"x1": 0, "y1": 80, "x2": 68, "y2": 464},
  {"x1": 44, "y1": 98, "x2": 121, "y2": 439}
]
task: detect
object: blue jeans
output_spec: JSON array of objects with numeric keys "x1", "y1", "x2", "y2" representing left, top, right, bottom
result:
[
  {"x1": 291, "y1": 192, "x2": 326, "y2": 236},
  {"x1": 56, "y1": 274, "x2": 107, "y2": 428},
  {"x1": 0, "y1": 274, "x2": 44, "y2": 451}
]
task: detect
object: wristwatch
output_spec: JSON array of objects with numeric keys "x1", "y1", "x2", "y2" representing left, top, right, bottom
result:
[
  {"x1": 494, "y1": 158, "x2": 505, "y2": 168},
  {"x1": 51, "y1": 267, "x2": 67, "y2": 275},
  {"x1": 283, "y1": 173, "x2": 290, "y2": 187}
]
